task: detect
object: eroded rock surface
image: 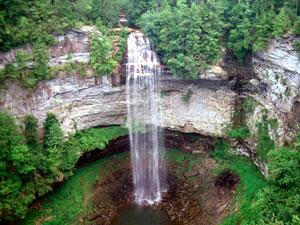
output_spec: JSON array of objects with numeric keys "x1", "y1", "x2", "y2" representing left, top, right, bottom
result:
[
  {"x1": 234, "y1": 32, "x2": 300, "y2": 174},
  {"x1": 0, "y1": 25, "x2": 101, "y2": 70},
  {"x1": 250, "y1": 33, "x2": 300, "y2": 144},
  {"x1": 0, "y1": 74, "x2": 235, "y2": 137}
]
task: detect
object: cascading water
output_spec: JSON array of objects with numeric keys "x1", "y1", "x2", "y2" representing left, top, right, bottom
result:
[{"x1": 126, "y1": 31, "x2": 165, "y2": 205}]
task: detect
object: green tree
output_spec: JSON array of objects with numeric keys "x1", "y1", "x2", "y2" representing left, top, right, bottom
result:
[
  {"x1": 45, "y1": 122, "x2": 64, "y2": 149},
  {"x1": 252, "y1": 141, "x2": 300, "y2": 224},
  {"x1": 43, "y1": 113, "x2": 63, "y2": 149},
  {"x1": 0, "y1": 111, "x2": 24, "y2": 161},
  {"x1": 272, "y1": 8, "x2": 292, "y2": 38},
  {"x1": 140, "y1": 0, "x2": 224, "y2": 79},
  {"x1": 23, "y1": 115, "x2": 38, "y2": 147},
  {"x1": 91, "y1": 34, "x2": 116, "y2": 76},
  {"x1": 294, "y1": 17, "x2": 300, "y2": 34}
]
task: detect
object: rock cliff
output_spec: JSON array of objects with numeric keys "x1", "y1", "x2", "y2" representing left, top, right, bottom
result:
[
  {"x1": 0, "y1": 73, "x2": 235, "y2": 137},
  {"x1": 235, "y1": 32, "x2": 300, "y2": 174},
  {"x1": 1, "y1": 26, "x2": 300, "y2": 175},
  {"x1": 0, "y1": 26, "x2": 235, "y2": 137}
]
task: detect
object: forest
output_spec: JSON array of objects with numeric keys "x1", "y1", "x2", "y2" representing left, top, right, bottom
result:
[{"x1": 1, "y1": 0, "x2": 300, "y2": 224}]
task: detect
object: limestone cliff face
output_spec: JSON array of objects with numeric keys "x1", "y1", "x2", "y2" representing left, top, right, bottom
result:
[
  {"x1": 235, "y1": 32, "x2": 300, "y2": 174},
  {"x1": 1, "y1": 25, "x2": 299, "y2": 175},
  {"x1": 0, "y1": 25, "x2": 101, "y2": 70},
  {"x1": 0, "y1": 73, "x2": 235, "y2": 137},
  {"x1": 251, "y1": 33, "x2": 300, "y2": 143},
  {"x1": 0, "y1": 26, "x2": 235, "y2": 137}
]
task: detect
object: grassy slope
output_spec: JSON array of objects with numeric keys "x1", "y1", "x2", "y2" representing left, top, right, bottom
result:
[
  {"x1": 19, "y1": 148, "x2": 201, "y2": 225},
  {"x1": 19, "y1": 153, "x2": 129, "y2": 225},
  {"x1": 212, "y1": 141, "x2": 267, "y2": 225},
  {"x1": 19, "y1": 142, "x2": 266, "y2": 225}
]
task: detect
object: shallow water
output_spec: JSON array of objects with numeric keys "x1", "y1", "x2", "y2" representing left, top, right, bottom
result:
[{"x1": 113, "y1": 205, "x2": 173, "y2": 225}]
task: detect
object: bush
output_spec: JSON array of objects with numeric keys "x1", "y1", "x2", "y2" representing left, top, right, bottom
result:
[
  {"x1": 23, "y1": 115, "x2": 38, "y2": 147},
  {"x1": 91, "y1": 34, "x2": 116, "y2": 76}
]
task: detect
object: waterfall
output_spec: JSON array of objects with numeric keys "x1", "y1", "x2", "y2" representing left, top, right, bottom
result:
[{"x1": 126, "y1": 31, "x2": 165, "y2": 205}]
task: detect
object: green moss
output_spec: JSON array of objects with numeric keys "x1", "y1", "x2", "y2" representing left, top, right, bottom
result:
[
  {"x1": 160, "y1": 90, "x2": 167, "y2": 97},
  {"x1": 182, "y1": 89, "x2": 193, "y2": 104},
  {"x1": 18, "y1": 153, "x2": 129, "y2": 225},
  {"x1": 212, "y1": 140, "x2": 267, "y2": 225},
  {"x1": 71, "y1": 126, "x2": 129, "y2": 153},
  {"x1": 227, "y1": 126, "x2": 251, "y2": 139},
  {"x1": 166, "y1": 148, "x2": 202, "y2": 180},
  {"x1": 256, "y1": 112, "x2": 276, "y2": 161},
  {"x1": 295, "y1": 42, "x2": 300, "y2": 55},
  {"x1": 281, "y1": 77, "x2": 287, "y2": 86}
]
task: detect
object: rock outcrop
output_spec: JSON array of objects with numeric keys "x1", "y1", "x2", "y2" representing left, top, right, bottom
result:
[
  {"x1": 0, "y1": 26, "x2": 235, "y2": 137},
  {"x1": 234, "y1": 32, "x2": 300, "y2": 174},
  {"x1": 0, "y1": 73, "x2": 235, "y2": 137},
  {"x1": 250, "y1": 32, "x2": 300, "y2": 144},
  {"x1": 0, "y1": 25, "x2": 101, "y2": 70}
]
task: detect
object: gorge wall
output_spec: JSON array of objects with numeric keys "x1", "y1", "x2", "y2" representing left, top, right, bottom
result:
[
  {"x1": 234, "y1": 32, "x2": 300, "y2": 174},
  {"x1": 1, "y1": 26, "x2": 300, "y2": 175},
  {"x1": 0, "y1": 74, "x2": 236, "y2": 137},
  {"x1": 0, "y1": 26, "x2": 236, "y2": 137}
]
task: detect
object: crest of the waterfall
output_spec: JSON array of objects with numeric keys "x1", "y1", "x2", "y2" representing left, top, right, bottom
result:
[{"x1": 126, "y1": 31, "x2": 166, "y2": 205}]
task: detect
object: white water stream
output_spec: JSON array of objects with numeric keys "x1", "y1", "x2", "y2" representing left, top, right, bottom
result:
[{"x1": 126, "y1": 31, "x2": 165, "y2": 204}]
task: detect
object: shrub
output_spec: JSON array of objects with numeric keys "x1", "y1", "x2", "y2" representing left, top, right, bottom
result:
[{"x1": 91, "y1": 34, "x2": 116, "y2": 76}]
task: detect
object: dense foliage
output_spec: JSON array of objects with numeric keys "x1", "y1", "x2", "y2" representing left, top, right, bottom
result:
[
  {"x1": 124, "y1": 0, "x2": 300, "y2": 79},
  {"x1": 0, "y1": 111, "x2": 128, "y2": 222},
  {"x1": 91, "y1": 34, "x2": 116, "y2": 76},
  {"x1": 0, "y1": 0, "x2": 125, "y2": 88},
  {"x1": 139, "y1": 0, "x2": 225, "y2": 79},
  {"x1": 0, "y1": 0, "x2": 122, "y2": 51},
  {"x1": 213, "y1": 132, "x2": 300, "y2": 225}
]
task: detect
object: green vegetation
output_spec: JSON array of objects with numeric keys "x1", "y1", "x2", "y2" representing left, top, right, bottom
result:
[
  {"x1": 19, "y1": 153, "x2": 129, "y2": 225},
  {"x1": 226, "y1": 97, "x2": 255, "y2": 140},
  {"x1": 91, "y1": 34, "x2": 116, "y2": 76},
  {"x1": 182, "y1": 89, "x2": 193, "y2": 103},
  {"x1": 167, "y1": 148, "x2": 202, "y2": 179},
  {"x1": 0, "y1": 111, "x2": 128, "y2": 223},
  {"x1": 139, "y1": 0, "x2": 224, "y2": 79},
  {"x1": 0, "y1": 0, "x2": 122, "y2": 52},
  {"x1": 255, "y1": 111, "x2": 276, "y2": 161},
  {"x1": 160, "y1": 90, "x2": 167, "y2": 97},
  {"x1": 113, "y1": 28, "x2": 131, "y2": 63},
  {"x1": 295, "y1": 41, "x2": 300, "y2": 54},
  {"x1": 216, "y1": 95, "x2": 300, "y2": 225},
  {"x1": 213, "y1": 133, "x2": 300, "y2": 225},
  {"x1": 253, "y1": 144, "x2": 300, "y2": 224},
  {"x1": 124, "y1": 0, "x2": 300, "y2": 79},
  {"x1": 212, "y1": 140, "x2": 267, "y2": 225},
  {"x1": 0, "y1": 0, "x2": 126, "y2": 88}
]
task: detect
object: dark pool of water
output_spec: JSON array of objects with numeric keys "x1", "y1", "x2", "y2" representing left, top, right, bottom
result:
[{"x1": 112, "y1": 205, "x2": 174, "y2": 225}]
